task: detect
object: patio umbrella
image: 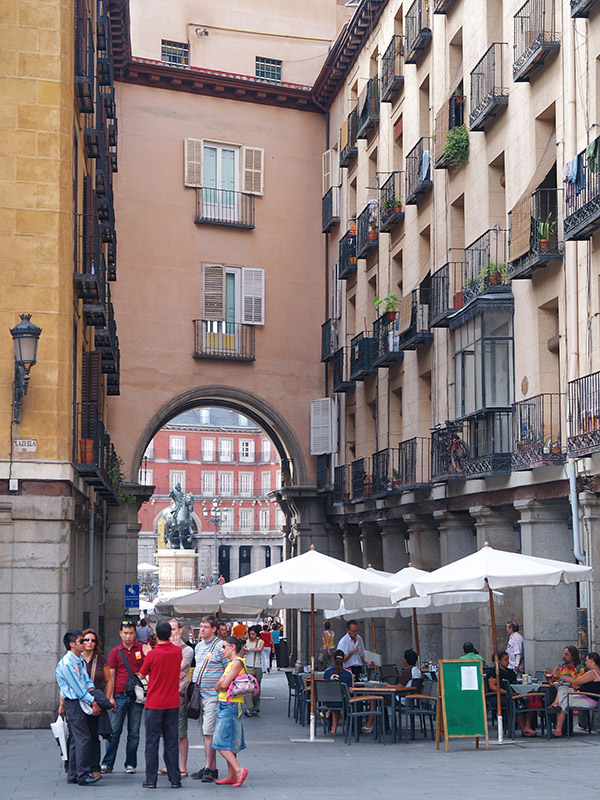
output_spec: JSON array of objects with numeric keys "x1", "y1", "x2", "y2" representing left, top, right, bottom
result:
[
  {"x1": 154, "y1": 583, "x2": 269, "y2": 618},
  {"x1": 399, "y1": 544, "x2": 593, "y2": 742},
  {"x1": 222, "y1": 546, "x2": 400, "y2": 741},
  {"x1": 137, "y1": 562, "x2": 159, "y2": 572}
]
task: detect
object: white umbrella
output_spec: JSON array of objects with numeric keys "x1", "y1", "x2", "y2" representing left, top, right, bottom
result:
[
  {"x1": 155, "y1": 584, "x2": 269, "y2": 618},
  {"x1": 137, "y1": 562, "x2": 159, "y2": 572}
]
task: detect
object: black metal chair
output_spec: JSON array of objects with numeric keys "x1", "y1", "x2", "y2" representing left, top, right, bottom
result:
[
  {"x1": 397, "y1": 678, "x2": 439, "y2": 743},
  {"x1": 284, "y1": 671, "x2": 299, "y2": 718},
  {"x1": 314, "y1": 679, "x2": 345, "y2": 734},
  {"x1": 294, "y1": 673, "x2": 311, "y2": 726},
  {"x1": 341, "y1": 683, "x2": 385, "y2": 745},
  {"x1": 380, "y1": 664, "x2": 400, "y2": 685},
  {"x1": 564, "y1": 690, "x2": 600, "y2": 737},
  {"x1": 504, "y1": 679, "x2": 552, "y2": 740}
]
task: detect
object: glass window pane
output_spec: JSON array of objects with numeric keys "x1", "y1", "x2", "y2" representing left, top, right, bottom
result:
[
  {"x1": 484, "y1": 340, "x2": 512, "y2": 407},
  {"x1": 463, "y1": 352, "x2": 475, "y2": 416}
]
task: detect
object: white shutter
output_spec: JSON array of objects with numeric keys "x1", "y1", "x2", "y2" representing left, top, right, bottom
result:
[
  {"x1": 333, "y1": 262, "x2": 342, "y2": 320},
  {"x1": 184, "y1": 138, "x2": 203, "y2": 187},
  {"x1": 331, "y1": 143, "x2": 340, "y2": 187},
  {"x1": 310, "y1": 397, "x2": 336, "y2": 455},
  {"x1": 242, "y1": 267, "x2": 264, "y2": 325},
  {"x1": 202, "y1": 263, "x2": 225, "y2": 320},
  {"x1": 322, "y1": 149, "x2": 331, "y2": 195},
  {"x1": 242, "y1": 146, "x2": 264, "y2": 195}
]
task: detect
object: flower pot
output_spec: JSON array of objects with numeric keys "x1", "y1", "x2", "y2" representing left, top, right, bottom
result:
[
  {"x1": 539, "y1": 238, "x2": 549, "y2": 251},
  {"x1": 79, "y1": 439, "x2": 94, "y2": 464},
  {"x1": 453, "y1": 291, "x2": 464, "y2": 309},
  {"x1": 488, "y1": 271, "x2": 503, "y2": 286},
  {"x1": 369, "y1": 229, "x2": 377, "y2": 241}
]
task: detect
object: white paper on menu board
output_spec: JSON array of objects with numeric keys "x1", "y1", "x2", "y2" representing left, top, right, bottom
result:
[
  {"x1": 364, "y1": 650, "x2": 381, "y2": 667},
  {"x1": 460, "y1": 665, "x2": 478, "y2": 691}
]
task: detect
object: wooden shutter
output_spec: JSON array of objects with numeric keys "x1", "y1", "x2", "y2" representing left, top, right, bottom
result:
[
  {"x1": 310, "y1": 398, "x2": 336, "y2": 455},
  {"x1": 242, "y1": 268, "x2": 265, "y2": 325},
  {"x1": 331, "y1": 144, "x2": 340, "y2": 188},
  {"x1": 322, "y1": 149, "x2": 331, "y2": 195},
  {"x1": 184, "y1": 138, "x2": 203, "y2": 187},
  {"x1": 82, "y1": 350, "x2": 102, "y2": 407},
  {"x1": 202, "y1": 263, "x2": 225, "y2": 320},
  {"x1": 242, "y1": 146, "x2": 264, "y2": 195}
]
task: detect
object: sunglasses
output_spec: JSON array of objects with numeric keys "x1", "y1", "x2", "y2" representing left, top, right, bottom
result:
[
  {"x1": 77, "y1": 638, "x2": 85, "y2": 644},
  {"x1": 121, "y1": 621, "x2": 136, "y2": 628},
  {"x1": 82, "y1": 637, "x2": 96, "y2": 643}
]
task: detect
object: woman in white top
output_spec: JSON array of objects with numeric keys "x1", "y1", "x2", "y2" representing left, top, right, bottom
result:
[
  {"x1": 552, "y1": 652, "x2": 600, "y2": 737},
  {"x1": 243, "y1": 626, "x2": 264, "y2": 717}
]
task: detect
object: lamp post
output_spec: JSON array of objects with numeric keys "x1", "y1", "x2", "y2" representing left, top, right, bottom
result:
[
  {"x1": 202, "y1": 499, "x2": 221, "y2": 583},
  {"x1": 10, "y1": 314, "x2": 42, "y2": 424}
]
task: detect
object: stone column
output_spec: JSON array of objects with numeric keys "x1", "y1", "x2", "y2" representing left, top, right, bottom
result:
[
  {"x1": 469, "y1": 505, "x2": 520, "y2": 662},
  {"x1": 342, "y1": 522, "x2": 362, "y2": 566},
  {"x1": 581, "y1": 492, "x2": 600, "y2": 651},
  {"x1": 434, "y1": 510, "x2": 479, "y2": 658},
  {"x1": 403, "y1": 514, "x2": 441, "y2": 660},
  {"x1": 515, "y1": 498, "x2": 576, "y2": 672},
  {"x1": 325, "y1": 522, "x2": 345, "y2": 561},
  {"x1": 379, "y1": 518, "x2": 411, "y2": 664},
  {"x1": 359, "y1": 520, "x2": 383, "y2": 570}
]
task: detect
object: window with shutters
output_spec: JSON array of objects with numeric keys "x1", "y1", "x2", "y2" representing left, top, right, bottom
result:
[
  {"x1": 202, "y1": 437, "x2": 216, "y2": 462},
  {"x1": 262, "y1": 439, "x2": 271, "y2": 462},
  {"x1": 259, "y1": 508, "x2": 270, "y2": 531},
  {"x1": 170, "y1": 436, "x2": 185, "y2": 460},
  {"x1": 261, "y1": 472, "x2": 271, "y2": 495},
  {"x1": 201, "y1": 471, "x2": 216, "y2": 496},
  {"x1": 184, "y1": 138, "x2": 264, "y2": 196},
  {"x1": 310, "y1": 398, "x2": 337, "y2": 455},
  {"x1": 239, "y1": 509, "x2": 254, "y2": 532},
  {"x1": 239, "y1": 472, "x2": 253, "y2": 497},
  {"x1": 275, "y1": 470, "x2": 281, "y2": 489},
  {"x1": 240, "y1": 439, "x2": 255, "y2": 462},
  {"x1": 138, "y1": 468, "x2": 153, "y2": 485},
  {"x1": 276, "y1": 508, "x2": 285, "y2": 528},
  {"x1": 219, "y1": 438, "x2": 233, "y2": 462},
  {"x1": 218, "y1": 471, "x2": 233, "y2": 497},
  {"x1": 201, "y1": 263, "x2": 265, "y2": 326},
  {"x1": 220, "y1": 508, "x2": 233, "y2": 532},
  {"x1": 170, "y1": 470, "x2": 185, "y2": 491}
]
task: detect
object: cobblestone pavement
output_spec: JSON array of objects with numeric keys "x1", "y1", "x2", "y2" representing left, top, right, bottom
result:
[{"x1": 2, "y1": 671, "x2": 599, "y2": 799}]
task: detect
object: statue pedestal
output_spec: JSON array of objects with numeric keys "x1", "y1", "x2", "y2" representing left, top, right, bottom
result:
[{"x1": 156, "y1": 549, "x2": 197, "y2": 595}]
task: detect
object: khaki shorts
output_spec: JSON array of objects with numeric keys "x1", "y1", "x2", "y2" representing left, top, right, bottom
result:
[
  {"x1": 178, "y1": 695, "x2": 188, "y2": 739},
  {"x1": 199, "y1": 697, "x2": 218, "y2": 736}
]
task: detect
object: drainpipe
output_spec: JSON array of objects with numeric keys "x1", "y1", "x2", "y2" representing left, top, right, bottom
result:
[
  {"x1": 99, "y1": 509, "x2": 108, "y2": 607},
  {"x1": 567, "y1": 460, "x2": 585, "y2": 564},
  {"x1": 83, "y1": 506, "x2": 94, "y2": 594}
]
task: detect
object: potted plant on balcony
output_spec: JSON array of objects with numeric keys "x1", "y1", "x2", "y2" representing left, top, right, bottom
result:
[
  {"x1": 443, "y1": 124, "x2": 469, "y2": 170},
  {"x1": 374, "y1": 292, "x2": 399, "y2": 320},
  {"x1": 537, "y1": 213, "x2": 556, "y2": 251},
  {"x1": 478, "y1": 260, "x2": 507, "y2": 291}
]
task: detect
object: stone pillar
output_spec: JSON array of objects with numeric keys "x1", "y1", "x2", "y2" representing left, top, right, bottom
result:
[
  {"x1": 434, "y1": 510, "x2": 479, "y2": 658},
  {"x1": 156, "y1": 549, "x2": 197, "y2": 594},
  {"x1": 342, "y1": 522, "x2": 362, "y2": 566},
  {"x1": 403, "y1": 514, "x2": 441, "y2": 660},
  {"x1": 325, "y1": 522, "x2": 345, "y2": 561},
  {"x1": 469, "y1": 505, "x2": 520, "y2": 662},
  {"x1": 379, "y1": 518, "x2": 411, "y2": 664},
  {"x1": 359, "y1": 520, "x2": 383, "y2": 569},
  {"x1": 581, "y1": 492, "x2": 600, "y2": 651},
  {"x1": 515, "y1": 498, "x2": 576, "y2": 672}
]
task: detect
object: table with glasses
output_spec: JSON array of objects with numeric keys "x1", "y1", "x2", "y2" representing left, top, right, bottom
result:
[{"x1": 350, "y1": 683, "x2": 418, "y2": 743}]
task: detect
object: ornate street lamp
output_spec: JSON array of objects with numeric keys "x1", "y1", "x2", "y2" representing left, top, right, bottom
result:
[
  {"x1": 10, "y1": 314, "x2": 42, "y2": 424},
  {"x1": 202, "y1": 498, "x2": 221, "y2": 582}
]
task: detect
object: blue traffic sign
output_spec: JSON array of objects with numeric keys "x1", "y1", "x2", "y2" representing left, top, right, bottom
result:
[{"x1": 124, "y1": 584, "x2": 140, "y2": 608}]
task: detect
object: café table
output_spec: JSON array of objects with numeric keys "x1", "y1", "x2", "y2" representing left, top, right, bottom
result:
[
  {"x1": 350, "y1": 683, "x2": 417, "y2": 743},
  {"x1": 508, "y1": 682, "x2": 554, "y2": 739}
]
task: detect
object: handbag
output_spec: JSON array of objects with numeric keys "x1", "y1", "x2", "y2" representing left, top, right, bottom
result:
[
  {"x1": 226, "y1": 661, "x2": 260, "y2": 703},
  {"x1": 186, "y1": 638, "x2": 220, "y2": 720},
  {"x1": 119, "y1": 649, "x2": 146, "y2": 705}
]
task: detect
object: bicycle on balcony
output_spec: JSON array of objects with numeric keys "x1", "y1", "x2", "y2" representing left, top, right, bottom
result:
[{"x1": 432, "y1": 421, "x2": 469, "y2": 474}]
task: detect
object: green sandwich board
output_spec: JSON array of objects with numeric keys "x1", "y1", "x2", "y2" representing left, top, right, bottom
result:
[{"x1": 436, "y1": 659, "x2": 489, "y2": 752}]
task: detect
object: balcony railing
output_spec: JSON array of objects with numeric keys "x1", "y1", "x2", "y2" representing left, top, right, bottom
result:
[
  {"x1": 74, "y1": 213, "x2": 105, "y2": 306},
  {"x1": 357, "y1": 76, "x2": 379, "y2": 139},
  {"x1": 75, "y1": 15, "x2": 94, "y2": 113},
  {"x1": 513, "y1": 0, "x2": 560, "y2": 82},
  {"x1": 373, "y1": 311, "x2": 404, "y2": 367},
  {"x1": 357, "y1": 201, "x2": 378, "y2": 257},
  {"x1": 405, "y1": 138, "x2": 432, "y2": 205},
  {"x1": 322, "y1": 186, "x2": 340, "y2": 232},
  {"x1": 321, "y1": 319, "x2": 338, "y2": 362},
  {"x1": 508, "y1": 188, "x2": 563, "y2": 279},
  {"x1": 339, "y1": 228, "x2": 357, "y2": 279},
  {"x1": 379, "y1": 172, "x2": 404, "y2": 232},
  {"x1": 571, "y1": 0, "x2": 599, "y2": 16},
  {"x1": 431, "y1": 413, "x2": 513, "y2": 481},
  {"x1": 405, "y1": 0, "x2": 432, "y2": 65},
  {"x1": 333, "y1": 465, "x2": 349, "y2": 503},
  {"x1": 372, "y1": 439, "x2": 432, "y2": 495},
  {"x1": 350, "y1": 333, "x2": 377, "y2": 381},
  {"x1": 75, "y1": 402, "x2": 119, "y2": 505},
  {"x1": 433, "y1": 0, "x2": 456, "y2": 11},
  {"x1": 434, "y1": 95, "x2": 466, "y2": 169},
  {"x1": 339, "y1": 108, "x2": 358, "y2": 168},
  {"x1": 568, "y1": 371, "x2": 600, "y2": 456},
  {"x1": 463, "y1": 228, "x2": 509, "y2": 307},
  {"x1": 95, "y1": 291, "x2": 118, "y2": 377},
  {"x1": 397, "y1": 288, "x2": 433, "y2": 350},
  {"x1": 430, "y1": 261, "x2": 465, "y2": 327},
  {"x1": 469, "y1": 43, "x2": 508, "y2": 132},
  {"x1": 193, "y1": 320, "x2": 255, "y2": 361},
  {"x1": 381, "y1": 36, "x2": 404, "y2": 102},
  {"x1": 351, "y1": 457, "x2": 373, "y2": 502},
  {"x1": 332, "y1": 347, "x2": 355, "y2": 393},
  {"x1": 512, "y1": 393, "x2": 564, "y2": 470},
  {"x1": 195, "y1": 188, "x2": 255, "y2": 229},
  {"x1": 316, "y1": 454, "x2": 330, "y2": 491},
  {"x1": 564, "y1": 136, "x2": 600, "y2": 241}
]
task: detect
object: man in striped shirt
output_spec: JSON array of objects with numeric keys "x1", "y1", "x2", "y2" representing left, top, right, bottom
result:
[{"x1": 56, "y1": 630, "x2": 102, "y2": 786}]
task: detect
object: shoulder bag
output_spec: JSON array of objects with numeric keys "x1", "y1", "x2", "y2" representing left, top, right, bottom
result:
[
  {"x1": 226, "y1": 659, "x2": 260, "y2": 703},
  {"x1": 119, "y1": 649, "x2": 146, "y2": 705},
  {"x1": 186, "y1": 638, "x2": 220, "y2": 720}
]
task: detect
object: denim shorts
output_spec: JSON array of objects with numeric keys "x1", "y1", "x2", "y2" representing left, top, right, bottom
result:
[{"x1": 212, "y1": 701, "x2": 246, "y2": 754}]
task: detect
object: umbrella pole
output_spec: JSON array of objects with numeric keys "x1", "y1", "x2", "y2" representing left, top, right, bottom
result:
[
  {"x1": 371, "y1": 617, "x2": 376, "y2": 652},
  {"x1": 310, "y1": 593, "x2": 316, "y2": 742},
  {"x1": 488, "y1": 582, "x2": 503, "y2": 743},
  {"x1": 412, "y1": 608, "x2": 421, "y2": 662}
]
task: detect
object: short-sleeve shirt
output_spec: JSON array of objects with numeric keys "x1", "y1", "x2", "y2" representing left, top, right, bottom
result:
[
  {"x1": 107, "y1": 642, "x2": 146, "y2": 696},
  {"x1": 324, "y1": 666, "x2": 353, "y2": 688},
  {"x1": 271, "y1": 629, "x2": 280, "y2": 645},
  {"x1": 179, "y1": 644, "x2": 194, "y2": 695},
  {"x1": 260, "y1": 631, "x2": 273, "y2": 648},
  {"x1": 192, "y1": 637, "x2": 229, "y2": 699},
  {"x1": 139, "y1": 641, "x2": 181, "y2": 710},
  {"x1": 337, "y1": 632, "x2": 365, "y2": 668},
  {"x1": 555, "y1": 663, "x2": 585, "y2": 680},
  {"x1": 399, "y1": 665, "x2": 422, "y2": 688},
  {"x1": 85, "y1": 653, "x2": 109, "y2": 693},
  {"x1": 217, "y1": 658, "x2": 246, "y2": 703}
]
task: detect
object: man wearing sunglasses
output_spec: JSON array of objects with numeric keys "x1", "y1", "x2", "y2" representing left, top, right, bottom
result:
[
  {"x1": 55, "y1": 630, "x2": 102, "y2": 786},
  {"x1": 101, "y1": 620, "x2": 147, "y2": 775}
]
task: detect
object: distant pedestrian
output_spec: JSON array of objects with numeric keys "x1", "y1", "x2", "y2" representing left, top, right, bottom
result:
[
  {"x1": 318, "y1": 621, "x2": 335, "y2": 669},
  {"x1": 259, "y1": 624, "x2": 273, "y2": 673},
  {"x1": 136, "y1": 618, "x2": 155, "y2": 647},
  {"x1": 270, "y1": 622, "x2": 281, "y2": 668},
  {"x1": 506, "y1": 621, "x2": 525, "y2": 674},
  {"x1": 213, "y1": 637, "x2": 249, "y2": 787},
  {"x1": 217, "y1": 622, "x2": 229, "y2": 641},
  {"x1": 244, "y1": 626, "x2": 264, "y2": 717}
]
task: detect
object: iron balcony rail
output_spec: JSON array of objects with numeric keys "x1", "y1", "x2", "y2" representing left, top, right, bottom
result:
[
  {"x1": 168, "y1": 450, "x2": 190, "y2": 461},
  {"x1": 381, "y1": 36, "x2": 404, "y2": 102},
  {"x1": 513, "y1": 0, "x2": 560, "y2": 82},
  {"x1": 433, "y1": 0, "x2": 456, "y2": 11},
  {"x1": 357, "y1": 201, "x2": 378, "y2": 257},
  {"x1": 333, "y1": 464, "x2": 349, "y2": 503},
  {"x1": 563, "y1": 135, "x2": 600, "y2": 241},
  {"x1": 431, "y1": 413, "x2": 513, "y2": 481},
  {"x1": 508, "y1": 188, "x2": 563, "y2": 279},
  {"x1": 373, "y1": 311, "x2": 404, "y2": 366},
  {"x1": 405, "y1": 138, "x2": 432, "y2": 204},
  {"x1": 339, "y1": 108, "x2": 358, "y2": 168},
  {"x1": 398, "y1": 288, "x2": 432, "y2": 350},
  {"x1": 568, "y1": 370, "x2": 600, "y2": 456},
  {"x1": 350, "y1": 332, "x2": 377, "y2": 381},
  {"x1": 339, "y1": 228, "x2": 357, "y2": 279},
  {"x1": 351, "y1": 457, "x2": 373, "y2": 502},
  {"x1": 379, "y1": 171, "x2": 404, "y2": 232},
  {"x1": 512, "y1": 393, "x2": 564, "y2": 470},
  {"x1": 193, "y1": 320, "x2": 255, "y2": 361},
  {"x1": 321, "y1": 319, "x2": 338, "y2": 362},
  {"x1": 469, "y1": 43, "x2": 508, "y2": 132},
  {"x1": 75, "y1": 402, "x2": 119, "y2": 505},
  {"x1": 571, "y1": 0, "x2": 599, "y2": 16},
  {"x1": 195, "y1": 188, "x2": 255, "y2": 229},
  {"x1": 430, "y1": 261, "x2": 466, "y2": 327},
  {"x1": 357, "y1": 76, "x2": 380, "y2": 139},
  {"x1": 332, "y1": 347, "x2": 355, "y2": 393},
  {"x1": 316, "y1": 454, "x2": 329, "y2": 491},
  {"x1": 372, "y1": 439, "x2": 431, "y2": 495},
  {"x1": 463, "y1": 228, "x2": 509, "y2": 306},
  {"x1": 95, "y1": 292, "x2": 119, "y2": 376},
  {"x1": 405, "y1": 0, "x2": 432, "y2": 65},
  {"x1": 74, "y1": 14, "x2": 94, "y2": 113},
  {"x1": 74, "y1": 213, "x2": 105, "y2": 305},
  {"x1": 322, "y1": 186, "x2": 340, "y2": 233},
  {"x1": 434, "y1": 95, "x2": 466, "y2": 169}
]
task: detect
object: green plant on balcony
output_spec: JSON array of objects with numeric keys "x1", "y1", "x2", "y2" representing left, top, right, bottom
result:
[
  {"x1": 478, "y1": 260, "x2": 507, "y2": 291},
  {"x1": 537, "y1": 213, "x2": 556, "y2": 250},
  {"x1": 374, "y1": 292, "x2": 399, "y2": 316},
  {"x1": 383, "y1": 197, "x2": 402, "y2": 217},
  {"x1": 443, "y1": 124, "x2": 469, "y2": 169},
  {"x1": 108, "y1": 455, "x2": 136, "y2": 503}
]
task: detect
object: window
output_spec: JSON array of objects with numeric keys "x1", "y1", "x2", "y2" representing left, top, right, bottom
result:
[
  {"x1": 144, "y1": 440, "x2": 155, "y2": 459},
  {"x1": 170, "y1": 436, "x2": 185, "y2": 460},
  {"x1": 138, "y1": 468, "x2": 153, "y2": 485},
  {"x1": 239, "y1": 509, "x2": 254, "y2": 531},
  {"x1": 220, "y1": 508, "x2": 233, "y2": 532},
  {"x1": 239, "y1": 472, "x2": 253, "y2": 497},
  {"x1": 202, "y1": 263, "x2": 265, "y2": 327},
  {"x1": 239, "y1": 546, "x2": 251, "y2": 577},
  {"x1": 200, "y1": 408, "x2": 210, "y2": 424},
  {"x1": 275, "y1": 470, "x2": 281, "y2": 489},
  {"x1": 219, "y1": 439, "x2": 233, "y2": 462},
  {"x1": 201, "y1": 471, "x2": 215, "y2": 496},
  {"x1": 276, "y1": 508, "x2": 285, "y2": 528},
  {"x1": 161, "y1": 40, "x2": 189, "y2": 66},
  {"x1": 261, "y1": 472, "x2": 271, "y2": 495},
  {"x1": 255, "y1": 56, "x2": 282, "y2": 84},
  {"x1": 202, "y1": 438, "x2": 215, "y2": 462},
  {"x1": 218, "y1": 472, "x2": 233, "y2": 497},
  {"x1": 262, "y1": 439, "x2": 271, "y2": 462},
  {"x1": 259, "y1": 508, "x2": 270, "y2": 531},
  {"x1": 184, "y1": 139, "x2": 264, "y2": 195},
  {"x1": 240, "y1": 439, "x2": 255, "y2": 462},
  {"x1": 170, "y1": 471, "x2": 185, "y2": 491}
]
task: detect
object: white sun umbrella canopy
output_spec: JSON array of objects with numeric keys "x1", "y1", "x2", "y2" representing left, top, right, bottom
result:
[
  {"x1": 324, "y1": 565, "x2": 430, "y2": 620},
  {"x1": 395, "y1": 589, "x2": 504, "y2": 616},
  {"x1": 137, "y1": 562, "x2": 159, "y2": 573},
  {"x1": 155, "y1": 583, "x2": 268, "y2": 617}
]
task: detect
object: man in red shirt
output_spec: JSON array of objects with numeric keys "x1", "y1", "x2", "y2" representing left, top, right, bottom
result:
[
  {"x1": 101, "y1": 620, "x2": 146, "y2": 774},
  {"x1": 139, "y1": 620, "x2": 182, "y2": 788}
]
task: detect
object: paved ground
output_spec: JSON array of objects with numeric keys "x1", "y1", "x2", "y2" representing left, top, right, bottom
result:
[{"x1": 2, "y1": 671, "x2": 599, "y2": 799}]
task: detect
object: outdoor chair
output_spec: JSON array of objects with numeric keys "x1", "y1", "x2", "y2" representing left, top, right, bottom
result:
[
  {"x1": 504, "y1": 679, "x2": 552, "y2": 740},
  {"x1": 397, "y1": 678, "x2": 438, "y2": 743},
  {"x1": 535, "y1": 671, "x2": 546, "y2": 682},
  {"x1": 341, "y1": 682, "x2": 385, "y2": 745},
  {"x1": 564, "y1": 690, "x2": 600, "y2": 737},
  {"x1": 285, "y1": 671, "x2": 299, "y2": 718},
  {"x1": 380, "y1": 664, "x2": 400, "y2": 685},
  {"x1": 294, "y1": 673, "x2": 311, "y2": 726},
  {"x1": 314, "y1": 679, "x2": 345, "y2": 734}
]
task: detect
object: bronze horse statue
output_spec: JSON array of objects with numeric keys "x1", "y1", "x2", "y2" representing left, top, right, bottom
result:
[{"x1": 162, "y1": 492, "x2": 195, "y2": 549}]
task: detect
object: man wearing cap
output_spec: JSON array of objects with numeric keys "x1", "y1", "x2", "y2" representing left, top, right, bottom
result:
[{"x1": 101, "y1": 620, "x2": 147, "y2": 775}]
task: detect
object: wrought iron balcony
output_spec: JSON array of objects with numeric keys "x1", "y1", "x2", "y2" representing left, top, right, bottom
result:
[
  {"x1": 103, "y1": 87, "x2": 116, "y2": 119},
  {"x1": 469, "y1": 43, "x2": 508, "y2": 132},
  {"x1": 405, "y1": 138, "x2": 432, "y2": 205},
  {"x1": 434, "y1": 95, "x2": 466, "y2": 170},
  {"x1": 332, "y1": 347, "x2": 355, "y2": 393},
  {"x1": 316, "y1": 454, "x2": 330, "y2": 491},
  {"x1": 431, "y1": 413, "x2": 513, "y2": 481},
  {"x1": 195, "y1": 188, "x2": 255, "y2": 228},
  {"x1": 75, "y1": 15, "x2": 94, "y2": 113},
  {"x1": 357, "y1": 201, "x2": 378, "y2": 257},
  {"x1": 430, "y1": 261, "x2": 465, "y2": 327},
  {"x1": 571, "y1": 0, "x2": 599, "y2": 16},
  {"x1": 95, "y1": 291, "x2": 119, "y2": 376},
  {"x1": 513, "y1": 0, "x2": 560, "y2": 82},
  {"x1": 321, "y1": 318, "x2": 338, "y2": 362},
  {"x1": 84, "y1": 112, "x2": 100, "y2": 160},
  {"x1": 333, "y1": 464, "x2": 350, "y2": 504},
  {"x1": 381, "y1": 36, "x2": 404, "y2": 102},
  {"x1": 322, "y1": 186, "x2": 340, "y2": 233},
  {"x1": 339, "y1": 108, "x2": 358, "y2": 168},
  {"x1": 397, "y1": 437, "x2": 431, "y2": 489},
  {"x1": 462, "y1": 228, "x2": 509, "y2": 308},
  {"x1": 405, "y1": 0, "x2": 432, "y2": 65},
  {"x1": 508, "y1": 188, "x2": 563, "y2": 279},
  {"x1": 373, "y1": 311, "x2": 404, "y2": 367},
  {"x1": 564, "y1": 135, "x2": 600, "y2": 241},
  {"x1": 193, "y1": 320, "x2": 255, "y2": 361},
  {"x1": 350, "y1": 333, "x2": 377, "y2": 381},
  {"x1": 351, "y1": 457, "x2": 373, "y2": 502},
  {"x1": 433, "y1": 0, "x2": 456, "y2": 11},
  {"x1": 512, "y1": 393, "x2": 564, "y2": 470},
  {"x1": 357, "y1": 76, "x2": 379, "y2": 140},
  {"x1": 339, "y1": 228, "x2": 357, "y2": 279},
  {"x1": 107, "y1": 236, "x2": 116, "y2": 282},
  {"x1": 75, "y1": 402, "x2": 119, "y2": 505},
  {"x1": 74, "y1": 213, "x2": 105, "y2": 304},
  {"x1": 397, "y1": 288, "x2": 432, "y2": 351},
  {"x1": 568, "y1": 371, "x2": 600, "y2": 456},
  {"x1": 379, "y1": 172, "x2": 404, "y2": 232}
]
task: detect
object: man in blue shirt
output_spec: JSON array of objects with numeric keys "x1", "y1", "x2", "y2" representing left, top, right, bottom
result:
[{"x1": 56, "y1": 630, "x2": 102, "y2": 786}]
